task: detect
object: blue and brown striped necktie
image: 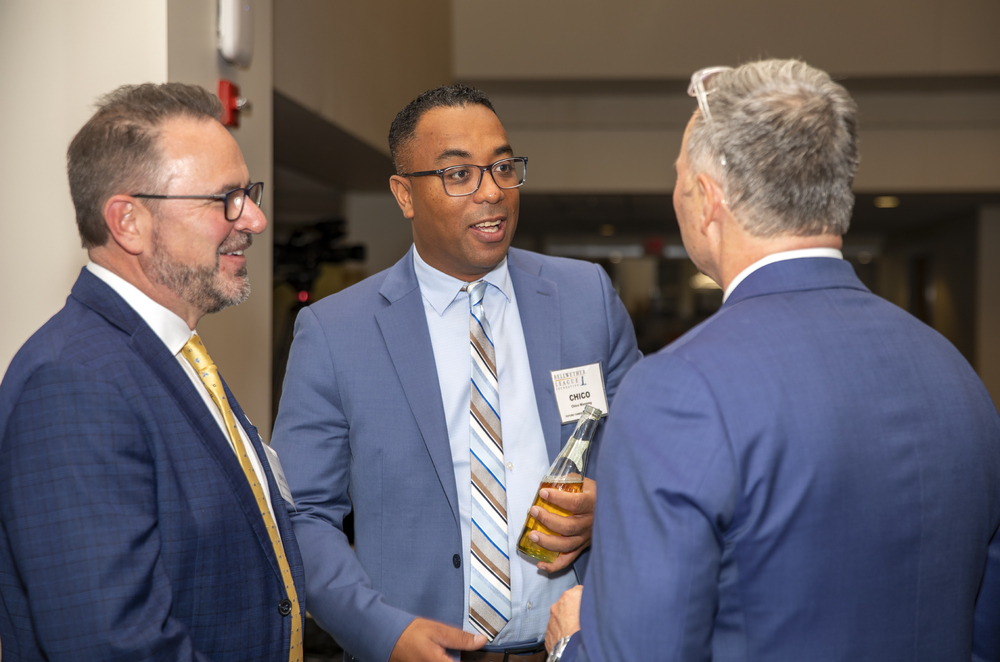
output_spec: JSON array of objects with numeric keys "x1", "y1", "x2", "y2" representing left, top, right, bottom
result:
[{"x1": 466, "y1": 281, "x2": 511, "y2": 640}]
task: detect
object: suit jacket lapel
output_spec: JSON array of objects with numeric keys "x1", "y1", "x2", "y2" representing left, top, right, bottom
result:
[
  {"x1": 130, "y1": 325, "x2": 288, "y2": 584},
  {"x1": 72, "y1": 269, "x2": 287, "y2": 583},
  {"x1": 375, "y1": 250, "x2": 460, "y2": 526},
  {"x1": 507, "y1": 250, "x2": 563, "y2": 460},
  {"x1": 227, "y1": 386, "x2": 306, "y2": 596}
]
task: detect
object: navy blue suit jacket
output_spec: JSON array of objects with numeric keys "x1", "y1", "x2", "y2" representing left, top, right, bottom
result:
[
  {"x1": 0, "y1": 268, "x2": 305, "y2": 661},
  {"x1": 566, "y1": 257, "x2": 1000, "y2": 662},
  {"x1": 271, "y1": 248, "x2": 641, "y2": 662}
]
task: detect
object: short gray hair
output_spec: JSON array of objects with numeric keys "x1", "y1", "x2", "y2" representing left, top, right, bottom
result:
[{"x1": 686, "y1": 59, "x2": 859, "y2": 237}]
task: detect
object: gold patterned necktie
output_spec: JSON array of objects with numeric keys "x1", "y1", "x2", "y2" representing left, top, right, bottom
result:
[{"x1": 181, "y1": 335, "x2": 302, "y2": 662}]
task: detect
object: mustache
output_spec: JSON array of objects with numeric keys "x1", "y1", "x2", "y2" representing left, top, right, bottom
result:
[{"x1": 218, "y1": 234, "x2": 252, "y2": 254}]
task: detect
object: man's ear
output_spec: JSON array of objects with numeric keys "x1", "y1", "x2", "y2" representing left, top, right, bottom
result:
[
  {"x1": 389, "y1": 175, "x2": 415, "y2": 220},
  {"x1": 696, "y1": 172, "x2": 726, "y2": 231},
  {"x1": 103, "y1": 195, "x2": 146, "y2": 256}
]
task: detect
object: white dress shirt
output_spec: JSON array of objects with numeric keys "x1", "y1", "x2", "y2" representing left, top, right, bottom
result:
[
  {"x1": 723, "y1": 248, "x2": 844, "y2": 302},
  {"x1": 86, "y1": 262, "x2": 276, "y2": 519},
  {"x1": 413, "y1": 248, "x2": 578, "y2": 646}
]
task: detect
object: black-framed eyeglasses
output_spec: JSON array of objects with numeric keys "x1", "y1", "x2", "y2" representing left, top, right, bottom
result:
[
  {"x1": 132, "y1": 182, "x2": 264, "y2": 221},
  {"x1": 400, "y1": 157, "x2": 528, "y2": 197}
]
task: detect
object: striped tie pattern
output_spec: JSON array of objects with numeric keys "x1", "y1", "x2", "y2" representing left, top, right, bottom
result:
[
  {"x1": 467, "y1": 280, "x2": 511, "y2": 640},
  {"x1": 181, "y1": 336, "x2": 303, "y2": 662}
]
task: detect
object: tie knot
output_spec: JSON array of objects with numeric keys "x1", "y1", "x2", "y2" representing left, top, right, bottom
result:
[
  {"x1": 468, "y1": 280, "x2": 488, "y2": 308},
  {"x1": 181, "y1": 335, "x2": 214, "y2": 370}
]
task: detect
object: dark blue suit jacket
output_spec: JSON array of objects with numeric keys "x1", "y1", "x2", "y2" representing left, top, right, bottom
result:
[
  {"x1": 566, "y1": 258, "x2": 1000, "y2": 662},
  {"x1": 271, "y1": 247, "x2": 641, "y2": 662},
  {"x1": 0, "y1": 268, "x2": 305, "y2": 661}
]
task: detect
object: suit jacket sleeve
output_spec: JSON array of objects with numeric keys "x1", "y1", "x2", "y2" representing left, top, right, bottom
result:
[
  {"x1": 974, "y1": 522, "x2": 1000, "y2": 661},
  {"x1": 272, "y1": 306, "x2": 415, "y2": 662},
  {"x1": 0, "y1": 362, "x2": 212, "y2": 662},
  {"x1": 567, "y1": 262, "x2": 641, "y2": 581},
  {"x1": 567, "y1": 355, "x2": 737, "y2": 662}
]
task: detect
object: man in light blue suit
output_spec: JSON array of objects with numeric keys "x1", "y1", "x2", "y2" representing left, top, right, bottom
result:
[
  {"x1": 545, "y1": 60, "x2": 1000, "y2": 661},
  {"x1": 271, "y1": 86, "x2": 640, "y2": 662},
  {"x1": 0, "y1": 84, "x2": 304, "y2": 660}
]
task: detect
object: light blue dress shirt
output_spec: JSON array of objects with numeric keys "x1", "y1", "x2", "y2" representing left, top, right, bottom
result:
[{"x1": 412, "y1": 247, "x2": 578, "y2": 646}]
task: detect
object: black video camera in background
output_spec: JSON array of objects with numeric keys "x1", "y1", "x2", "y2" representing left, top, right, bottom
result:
[
  {"x1": 273, "y1": 217, "x2": 365, "y2": 296},
  {"x1": 272, "y1": 219, "x2": 366, "y2": 518}
]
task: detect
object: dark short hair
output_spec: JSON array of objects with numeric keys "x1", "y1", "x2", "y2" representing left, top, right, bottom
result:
[
  {"x1": 388, "y1": 84, "x2": 497, "y2": 174},
  {"x1": 687, "y1": 59, "x2": 859, "y2": 237},
  {"x1": 67, "y1": 83, "x2": 223, "y2": 248}
]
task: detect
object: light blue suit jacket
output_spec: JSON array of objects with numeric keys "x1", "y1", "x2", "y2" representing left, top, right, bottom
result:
[
  {"x1": 271, "y1": 247, "x2": 640, "y2": 662},
  {"x1": 564, "y1": 257, "x2": 1000, "y2": 662}
]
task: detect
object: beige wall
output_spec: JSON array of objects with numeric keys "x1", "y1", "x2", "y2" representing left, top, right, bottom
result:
[
  {"x1": 344, "y1": 192, "x2": 414, "y2": 275},
  {"x1": 486, "y1": 88, "x2": 1000, "y2": 195},
  {"x1": 855, "y1": 127, "x2": 1000, "y2": 193},
  {"x1": 274, "y1": 0, "x2": 451, "y2": 155},
  {"x1": 461, "y1": 2, "x2": 1000, "y2": 196},
  {"x1": 0, "y1": 0, "x2": 168, "y2": 373},
  {"x1": 0, "y1": 0, "x2": 274, "y2": 439},
  {"x1": 977, "y1": 206, "x2": 1000, "y2": 411},
  {"x1": 454, "y1": 0, "x2": 1000, "y2": 80},
  {"x1": 168, "y1": 0, "x2": 275, "y2": 439}
]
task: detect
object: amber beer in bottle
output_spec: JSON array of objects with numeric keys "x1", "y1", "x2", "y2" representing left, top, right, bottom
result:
[{"x1": 517, "y1": 404, "x2": 603, "y2": 563}]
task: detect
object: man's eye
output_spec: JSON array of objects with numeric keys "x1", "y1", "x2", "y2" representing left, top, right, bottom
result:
[
  {"x1": 494, "y1": 162, "x2": 512, "y2": 174},
  {"x1": 446, "y1": 169, "x2": 472, "y2": 182}
]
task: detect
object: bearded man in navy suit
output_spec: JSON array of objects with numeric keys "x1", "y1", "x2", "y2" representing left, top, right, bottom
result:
[
  {"x1": 545, "y1": 59, "x2": 1000, "y2": 662},
  {"x1": 0, "y1": 83, "x2": 304, "y2": 661}
]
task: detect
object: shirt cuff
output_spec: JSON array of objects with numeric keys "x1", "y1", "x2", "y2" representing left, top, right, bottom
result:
[{"x1": 549, "y1": 632, "x2": 581, "y2": 661}]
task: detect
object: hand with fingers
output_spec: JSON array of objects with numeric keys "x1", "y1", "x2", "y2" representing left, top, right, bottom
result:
[
  {"x1": 388, "y1": 618, "x2": 487, "y2": 662},
  {"x1": 545, "y1": 585, "x2": 583, "y2": 653},
  {"x1": 525, "y1": 477, "x2": 596, "y2": 572}
]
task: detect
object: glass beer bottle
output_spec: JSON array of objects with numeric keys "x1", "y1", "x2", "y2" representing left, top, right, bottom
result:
[{"x1": 517, "y1": 404, "x2": 603, "y2": 563}]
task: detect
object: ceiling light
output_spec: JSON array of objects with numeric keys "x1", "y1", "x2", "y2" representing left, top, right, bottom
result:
[
  {"x1": 874, "y1": 196, "x2": 900, "y2": 209},
  {"x1": 600, "y1": 224, "x2": 616, "y2": 237}
]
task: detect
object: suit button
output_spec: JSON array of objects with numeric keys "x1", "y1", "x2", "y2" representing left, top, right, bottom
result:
[
  {"x1": 453, "y1": 554, "x2": 461, "y2": 568},
  {"x1": 278, "y1": 599, "x2": 292, "y2": 616}
]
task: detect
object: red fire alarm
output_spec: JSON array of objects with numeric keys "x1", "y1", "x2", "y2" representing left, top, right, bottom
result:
[{"x1": 218, "y1": 79, "x2": 251, "y2": 127}]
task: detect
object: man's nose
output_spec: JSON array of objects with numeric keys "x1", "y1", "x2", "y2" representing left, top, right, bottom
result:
[
  {"x1": 474, "y1": 168, "x2": 504, "y2": 203},
  {"x1": 235, "y1": 197, "x2": 267, "y2": 234}
]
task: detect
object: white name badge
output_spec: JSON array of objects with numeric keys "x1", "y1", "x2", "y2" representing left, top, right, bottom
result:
[
  {"x1": 262, "y1": 443, "x2": 295, "y2": 509},
  {"x1": 550, "y1": 362, "x2": 609, "y2": 424}
]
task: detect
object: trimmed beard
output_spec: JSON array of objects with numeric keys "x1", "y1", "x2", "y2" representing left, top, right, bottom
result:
[{"x1": 147, "y1": 225, "x2": 251, "y2": 315}]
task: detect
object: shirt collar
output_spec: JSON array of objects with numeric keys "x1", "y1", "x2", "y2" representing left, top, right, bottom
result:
[
  {"x1": 723, "y1": 247, "x2": 844, "y2": 302},
  {"x1": 86, "y1": 262, "x2": 196, "y2": 354},
  {"x1": 411, "y1": 245, "x2": 512, "y2": 316}
]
